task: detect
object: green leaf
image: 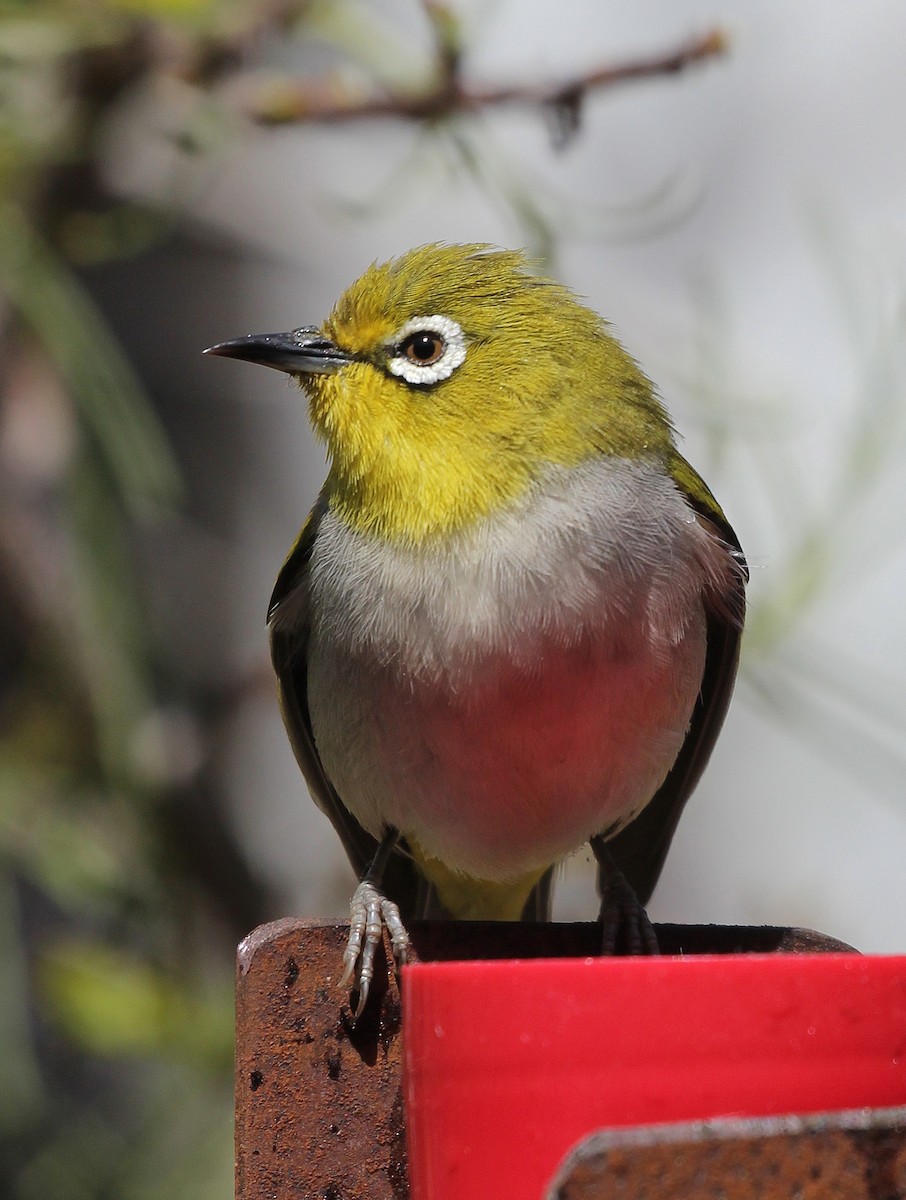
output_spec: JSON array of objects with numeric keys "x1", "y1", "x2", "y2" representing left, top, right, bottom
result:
[
  {"x1": 38, "y1": 941, "x2": 233, "y2": 1070},
  {"x1": 0, "y1": 203, "x2": 181, "y2": 515}
]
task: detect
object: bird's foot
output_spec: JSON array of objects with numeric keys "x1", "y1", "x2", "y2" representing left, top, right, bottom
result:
[
  {"x1": 597, "y1": 866, "x2": 659, "y2": 956},
  {"x1": 340, "y1": 879, "x2": 411, "y2": 1017}
]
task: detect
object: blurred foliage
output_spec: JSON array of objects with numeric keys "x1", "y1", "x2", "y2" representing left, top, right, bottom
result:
[
  {"x1": 667, "y1": 224, "x2": 906, "y2": 792},
  {"x1": 0, "y1": 3, "x2": 303, "y2": 1198}
]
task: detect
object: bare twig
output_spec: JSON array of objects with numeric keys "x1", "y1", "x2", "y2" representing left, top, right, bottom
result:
[{"x1": 233, "y1": 28, "x2": 728, "y2": 127}]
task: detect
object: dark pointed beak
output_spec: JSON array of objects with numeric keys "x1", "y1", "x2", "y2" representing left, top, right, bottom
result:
[{"x1": 203, "y1": 327, "x2": 354, "y2": 375}]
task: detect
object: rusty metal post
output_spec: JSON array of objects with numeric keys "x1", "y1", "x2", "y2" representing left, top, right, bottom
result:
[
  {"x1": 546, "y1": 1108, "x2": 906, "y2": 1199},
  {"x1": 235, "y1": 920, "x2": 857, "y2": 1200},
  {"x1": 235, "y1": 917, "x2": 407, "y2": 1200}
]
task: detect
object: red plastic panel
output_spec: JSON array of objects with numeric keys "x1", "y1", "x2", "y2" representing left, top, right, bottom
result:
[{"x1": 403, "y1": 954, "x2": 906, "y2": 1200}]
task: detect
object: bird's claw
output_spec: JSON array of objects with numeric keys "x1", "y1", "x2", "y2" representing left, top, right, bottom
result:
[
  {"x1": 598, "y1": 871, "x2": 659, "y2": 956},
  {"x1": 340, "y1": 879, "x2": 411, "y2": 1017}
]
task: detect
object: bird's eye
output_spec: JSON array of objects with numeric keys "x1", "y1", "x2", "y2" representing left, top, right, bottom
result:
[
  {"x1": 387, "y1": 314, "x2": 467, "y2": 386},
  {"x1": 401, "y1": 331, "x2": 445, "y2": 365}
]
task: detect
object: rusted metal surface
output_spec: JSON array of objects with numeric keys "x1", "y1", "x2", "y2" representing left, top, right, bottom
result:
[
  {"x1": 546, "y1": 1108, "x2": 906, "y2": 1199},
  {"x1": 235, "y1": 920, "x2": 857, "y2": 1199},
  {"x1": 236, "y1": 917, "x2": 407, "y2": 1200}
]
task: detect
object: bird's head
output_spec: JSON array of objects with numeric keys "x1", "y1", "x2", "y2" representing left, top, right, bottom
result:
[{"x1": 206, "y1": 244, "x2": 672, "y2": 543}]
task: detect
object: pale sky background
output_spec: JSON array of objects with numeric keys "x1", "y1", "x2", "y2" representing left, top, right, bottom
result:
[{"x1": 113, "y1": 1, "x2": 906, "y2": 952}]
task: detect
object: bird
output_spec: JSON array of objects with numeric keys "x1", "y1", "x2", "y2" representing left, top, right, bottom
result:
[{"x1": 205, "y1": 243, "x2": 746, "y2": 1014}]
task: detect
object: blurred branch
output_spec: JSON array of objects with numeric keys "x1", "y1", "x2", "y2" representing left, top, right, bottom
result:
[{"x1": 230, "y1": 27, "x2": 727, "y2": 137}]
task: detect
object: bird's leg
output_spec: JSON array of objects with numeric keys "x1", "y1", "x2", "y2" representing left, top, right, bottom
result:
[
  {"x1": 340, "y1": 827, "x2": 411, "y2": 1017},
  {"x1": 591, "y1": 836, "x2": 660, "y2": 956}
]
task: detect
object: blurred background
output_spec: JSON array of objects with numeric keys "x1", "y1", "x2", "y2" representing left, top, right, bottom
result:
[{"x1": 2, "y1": 1, "x2": 906, "y2": 1196}]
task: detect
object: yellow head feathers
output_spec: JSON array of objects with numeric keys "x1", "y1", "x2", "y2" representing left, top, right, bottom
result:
[
  {"x1": 208, "y1": 244, "x2": 677, "y2": 543},
  {"x1": 324, "y1": 243, "x2": 579, "y2": 355},
  {"x1": 311, "y1": 245, "x2": 674, "y2": 541}
]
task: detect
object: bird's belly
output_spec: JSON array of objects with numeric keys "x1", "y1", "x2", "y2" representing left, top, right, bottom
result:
[{"x1": 307, "y1": 615, "x2": 707, "y2": 882}]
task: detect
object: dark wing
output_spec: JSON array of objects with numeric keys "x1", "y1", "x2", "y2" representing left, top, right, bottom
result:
[
  {"x1": 605, "y1": 486, "x2": 748, "y2": 905},
  {"x1": 267, "y1": 496, "x2": 427, "y2": 917}
]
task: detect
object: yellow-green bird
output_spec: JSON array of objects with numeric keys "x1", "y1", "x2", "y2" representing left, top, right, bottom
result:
[{"x1": 206, "y1": 244, "x2": 746, "y2": 1013}]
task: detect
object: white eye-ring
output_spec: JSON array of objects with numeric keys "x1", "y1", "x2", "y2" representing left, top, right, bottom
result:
[{"x1": 387, "y1": 314, "x2": 467, "y2": 385}]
